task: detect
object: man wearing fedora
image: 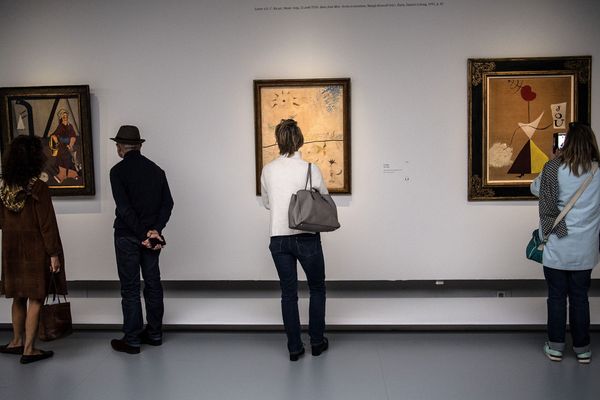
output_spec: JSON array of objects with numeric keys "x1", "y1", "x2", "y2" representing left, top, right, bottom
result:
[{"x1": 109, "y1": 125, "x2": 174, "y2": 354}]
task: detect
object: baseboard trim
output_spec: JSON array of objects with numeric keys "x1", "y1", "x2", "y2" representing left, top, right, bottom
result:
[{"x1": 2, "y1": 324, "x2": 599, "y2": 332}]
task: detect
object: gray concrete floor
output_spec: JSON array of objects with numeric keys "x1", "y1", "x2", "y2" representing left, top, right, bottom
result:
[{"x1": 0, "y1": 331, "x2": 598, "y2": 400}]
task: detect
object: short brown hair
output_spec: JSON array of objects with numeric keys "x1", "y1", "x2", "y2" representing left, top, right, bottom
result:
[
  {"x1": 275, "y1": 119, "x2": 304, "y2": 156},
  {"x1": 560, "y1": 122, "x2": 600, "y2": 176}
]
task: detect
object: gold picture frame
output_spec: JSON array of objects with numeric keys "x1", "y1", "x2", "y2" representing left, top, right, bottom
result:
[{"x1": 468, "y1": 56, "x2": 591, "y2": 201}]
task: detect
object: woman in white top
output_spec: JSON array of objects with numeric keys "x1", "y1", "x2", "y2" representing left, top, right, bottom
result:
[
  {"x1": 261, "y1": 119, "x2": 329, "y2": 361},
  {"x1": 530, "y1": 122, "x2": 600, "y2": 364}
]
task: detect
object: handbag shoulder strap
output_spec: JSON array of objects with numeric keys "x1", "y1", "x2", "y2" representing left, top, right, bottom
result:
[
  {"x1": 304, "y1": 163, "x2": 312, "y2": 190},
  {"x1": 544, "y1": 163, "x2": 599, "y2": 241}
]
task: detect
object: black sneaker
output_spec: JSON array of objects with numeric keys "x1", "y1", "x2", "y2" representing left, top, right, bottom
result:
[
  {"x1": 311, "y1": 338, "x2": 329, "y2": 356},
  {"x1": 111, "y1": 339, "x2": 140, "y2": 354}
]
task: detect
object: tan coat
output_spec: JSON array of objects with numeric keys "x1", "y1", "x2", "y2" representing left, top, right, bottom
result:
[{"x1": 0, "y1": 180, "x2": 67, "y2": 298}]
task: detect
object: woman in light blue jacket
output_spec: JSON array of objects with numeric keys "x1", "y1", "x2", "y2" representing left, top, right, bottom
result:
[{"x1": 530, "y1": 122, "x2": 600, "y2": 364}]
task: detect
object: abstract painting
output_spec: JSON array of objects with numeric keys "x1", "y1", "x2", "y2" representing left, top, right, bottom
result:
[
  {"x1": 468, "y1": 57, "x2": 591, "y2": 200},
  {"x1": 254, "y1": 78, "x2": 351, "y2": 194}
]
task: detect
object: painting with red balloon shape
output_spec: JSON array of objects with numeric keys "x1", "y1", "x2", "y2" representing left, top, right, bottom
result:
[{"x1": 468, "y1": 57, "x2": 591, "y2": 201}]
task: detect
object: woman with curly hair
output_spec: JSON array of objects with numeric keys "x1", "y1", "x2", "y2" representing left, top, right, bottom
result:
[{"x1": 0, "y1": 135, "x2": 67, "y2": 364}]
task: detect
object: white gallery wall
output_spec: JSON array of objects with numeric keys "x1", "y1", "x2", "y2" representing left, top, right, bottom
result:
[{"x1": 1, "y1": 0, "x2": 599, "y2": 281}]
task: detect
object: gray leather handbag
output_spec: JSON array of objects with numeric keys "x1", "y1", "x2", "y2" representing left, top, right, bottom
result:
[{"x1": 288, "y1": 163, "x2": 341, "y2": 232}]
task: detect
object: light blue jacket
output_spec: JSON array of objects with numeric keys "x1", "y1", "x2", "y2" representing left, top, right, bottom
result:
[{"x1": 530, "y1": 162, "x2": 600, "y2": 270}]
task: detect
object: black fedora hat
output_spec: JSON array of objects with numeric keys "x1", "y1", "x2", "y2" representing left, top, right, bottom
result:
[{"x1": 111, "y1": 125, "x2": 145, "y2": 144}]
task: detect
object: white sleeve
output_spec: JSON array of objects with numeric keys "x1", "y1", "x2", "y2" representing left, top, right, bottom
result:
[
  {"x1": 311, "y1": 164, "x2": 329, "y2": 195},
  {"x1": 260, "y1": 169, "x2": 270, "y2": 209}
]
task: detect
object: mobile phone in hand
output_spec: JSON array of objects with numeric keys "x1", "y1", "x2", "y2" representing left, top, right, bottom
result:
[{"x1": 553, "y1": 132, "x2": 566, "y2": 153}]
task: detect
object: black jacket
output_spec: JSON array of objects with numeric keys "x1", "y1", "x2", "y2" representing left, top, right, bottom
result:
[{"x1": 110, "y1": 150, "x2": 174, "y2": 240}]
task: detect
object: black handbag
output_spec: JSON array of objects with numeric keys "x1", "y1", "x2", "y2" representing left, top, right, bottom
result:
[
  {"x1": 288, "y1": 163, "x2": 340, "y2": 232},
  {"x1": 38, "y1": 274, "x2": 72, "y2": 341}
]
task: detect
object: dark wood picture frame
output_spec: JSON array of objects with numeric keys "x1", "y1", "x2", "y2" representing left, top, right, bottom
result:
[
  {"x1": 0, "y1": 85, "x2": 95, "y2": 196},
  {"x1": 254, "y1": 78, "x2": 351, "y2": 195},
  {"x1": 468, "y1": 56, "x2": 591, "y2": 201}
]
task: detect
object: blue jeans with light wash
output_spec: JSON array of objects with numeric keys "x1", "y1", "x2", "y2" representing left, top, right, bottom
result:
[
  {"x1": 269, "y1": 233, "x2": 326, "y2": 353},
  {"x1": 115, "y1": 236, "x2": 164, "y2": 346},
  {"x1": 543, "y1": 266, "x2": 592, "y2": 353}
]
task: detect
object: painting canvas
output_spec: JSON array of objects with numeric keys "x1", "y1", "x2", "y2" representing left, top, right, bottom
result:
[
  {"x1": 0, "y1": 85, "x2": 95, "y2": 196},
  {"x1": 468, "y1": 57, "x2": 591, "y2": 200},
  {"x1": 487, "y1": 75, "x2": 573, "y2": 184},
  {"x1": 254, "y1": 79, "x2": 351, "y2": 194}
]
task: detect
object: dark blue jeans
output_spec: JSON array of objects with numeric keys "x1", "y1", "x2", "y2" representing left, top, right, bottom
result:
[
  {"x1": 269, "y1": 233, "x2": 326, "y2": 353},
  {"x1": 543, "y1": 266, "x2": 592, "y2": 353},
  {"x1": 115, "y1": 236, "x2": 164, "y2": 346}
]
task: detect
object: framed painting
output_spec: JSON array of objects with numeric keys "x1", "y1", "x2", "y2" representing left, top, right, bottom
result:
[
  {"x1": 0, "y1": 85, "x2": 95, "y2": 196},
  {"x1": 468, "y1": 56, "x2": 591, "y2": 201},
  {"x1": 254, "y1": 78, "x2": 351, "y2": 195}
]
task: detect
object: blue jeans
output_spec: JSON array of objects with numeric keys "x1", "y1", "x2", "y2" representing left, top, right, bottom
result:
[
  {"x1": 269, "y1": 233, "x2": 326, "y2": 353},
  {"x1": 115, "y1": 236, "x2": 164, "y2": 346},
  {"x1": 543, "y1": 266, "x2": 592, "y2": 353}
]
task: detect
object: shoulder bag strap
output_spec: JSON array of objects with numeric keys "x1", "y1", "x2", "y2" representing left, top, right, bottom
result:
[
  {"x1": 304, "y1": 163, "x2": 312, "y2": 190},
  {"x1": 543, "y1": 163, "x2": 599, "y2": 241}
]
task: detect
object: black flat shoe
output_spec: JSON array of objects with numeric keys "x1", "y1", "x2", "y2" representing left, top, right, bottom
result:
[
  {"x1": 289, "y1": 347, "x2": 305, "y2": 362},
  {"x1": 0, "y1": 344, "x2": 24, "y2": 355},
  {"x1": 111, "y1": 339, "x2": 140, "y2": 354},
  {"x1": 20, "y1": 350, "x2": 54, "y2": 364},
  {"x1": 311, "y1": 338, "x2": 329, "y2": 356}
]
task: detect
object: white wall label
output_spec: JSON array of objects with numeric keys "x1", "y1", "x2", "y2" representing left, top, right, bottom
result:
[{"x1": 383, "y1": 161, "x2": 411, "y2": 182}]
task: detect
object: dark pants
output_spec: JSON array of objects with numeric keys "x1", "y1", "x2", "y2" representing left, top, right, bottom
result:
[
  {"x1": 115, "y1": 236, "x2": 164, "y2": 346},
  {"x1": 269, "y1": 233, "x2": 326, "y2": 353},
  {"x1": 543, "y1": 266, "x2": 592, "y2": 353}
]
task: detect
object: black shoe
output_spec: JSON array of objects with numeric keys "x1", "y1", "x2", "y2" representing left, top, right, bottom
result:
[
  {"x1": 289, "y1": 347, "x2": 305, "y2": 361},
  {"x1": 140, "y1": 332, "x2": 162, "y2": 346},
  {"x1": 20, "y1": 350, "x2": 54, "y2": 364},
  {"x1": 111, "y1": 339, "x2": 140, "y2": 354},
  {"x1": 0, "y1": 344, "x2": 24, "y2": 355},
  {"x1": 311, "y1": 338, "x2": 329, "y2": 356}
]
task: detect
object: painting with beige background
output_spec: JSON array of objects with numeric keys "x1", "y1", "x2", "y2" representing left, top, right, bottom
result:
[
  {"x1": 254, "y1": 79, "x2": 351, "y2": 194},
  {"x1": 486, "y1": 75, "x2": 573, "y2": 185}
]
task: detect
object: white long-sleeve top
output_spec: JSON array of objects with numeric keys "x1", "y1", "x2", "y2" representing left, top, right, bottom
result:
[{"x1": 261, "y1": 152, "x2": 328, "y2": 237}]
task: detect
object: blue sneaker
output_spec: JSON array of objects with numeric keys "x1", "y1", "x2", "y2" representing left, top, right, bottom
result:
[
  {"x1": 544, "y1": 342, "x2": 563, "y2": 362},
  {"x1": 576, "y1": 351, "x2": 591, "y2": 364}
]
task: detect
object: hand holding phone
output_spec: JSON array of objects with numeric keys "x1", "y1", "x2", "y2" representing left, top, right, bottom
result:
[{"x1": 553, "y1": 132, "x2": 566, "y2": 153}]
